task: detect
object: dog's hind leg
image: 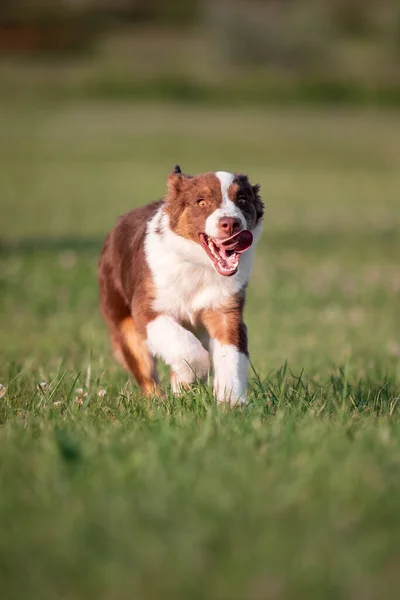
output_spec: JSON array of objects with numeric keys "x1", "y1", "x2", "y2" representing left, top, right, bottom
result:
[
  {"x1": 99, "y1": 260, "x2": 161, "y2": 396},
  {"x1": 117, "y1": 316, "x2": 161, "y2": 397}
]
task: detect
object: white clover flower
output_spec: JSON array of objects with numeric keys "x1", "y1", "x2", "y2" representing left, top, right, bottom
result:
[{"x1": 75, "y1": 387, "x2": 88, "y2": 405}]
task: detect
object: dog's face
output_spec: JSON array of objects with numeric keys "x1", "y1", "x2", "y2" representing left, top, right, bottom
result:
[{"x1": 164, "y1": 166, "x2": 264, "y2": 276}]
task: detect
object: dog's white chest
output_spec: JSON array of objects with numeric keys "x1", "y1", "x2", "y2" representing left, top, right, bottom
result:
[
  {"x1": 151, "y1": 261, "x2": 239, "y2": 323},
  {"x1": 144, "y1": 209, "x2": 255, "y2": 324}
]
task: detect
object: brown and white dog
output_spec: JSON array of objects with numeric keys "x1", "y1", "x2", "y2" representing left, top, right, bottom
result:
[{"x1": 98, "y1": 166, "x2": 264, "y2": 403}]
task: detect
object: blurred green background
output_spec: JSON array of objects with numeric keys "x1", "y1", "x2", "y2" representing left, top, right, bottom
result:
[
  {"x1": 1, "y1": 0, "x2": 400, "y2": 104},
  {"x1": 1, "y1": 3, "x2": 400, "y2": 599},
  {"x1": 1, "y1": 0, "x2": 399, "y2": 374}
]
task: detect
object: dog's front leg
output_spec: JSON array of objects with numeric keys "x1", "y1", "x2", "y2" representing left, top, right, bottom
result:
[
  {"x1": 203, "y1": 302, "x2": 249, "y2": 404},
  {"x1": 146, "y1": 315, "x2": 210, "y2": 391}
]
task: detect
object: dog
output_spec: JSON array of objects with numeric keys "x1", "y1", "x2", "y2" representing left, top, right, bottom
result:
[{"x1": 98, "y1": 166, "x2": 264, "y2": 403}]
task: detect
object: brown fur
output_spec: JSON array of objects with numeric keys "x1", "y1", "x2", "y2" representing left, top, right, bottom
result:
[
  {"x1": 202, "y1": 293, "x2": 248, "y2": 356},
  {"x1": 98, "y1": 201, "x2": 161, "y2": 395},
  {"x1": 165, "y1": 172, "x2": 223, "y2": 240}
]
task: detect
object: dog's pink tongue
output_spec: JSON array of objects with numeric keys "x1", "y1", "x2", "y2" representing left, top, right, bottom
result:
[
  {"x1": 232, "y1": 230, "x2": 253, "y2": 252},
  {"x1": 217, "y1": 230, "x2": 253, "y2": 254}
]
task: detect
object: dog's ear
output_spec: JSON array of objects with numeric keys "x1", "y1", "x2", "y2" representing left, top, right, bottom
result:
[
  {"x1": 166, "y1": 165, "x2": 191, "y2": 228},
  {"x1": 252, "y1": 183, "x2": 264, "y2": 222},
  {"x1": 167, "y1": 165, "x2": 183, "y2": 196},
  {"x1": 166, "y1": 165, "x2": 193, "y2": 199}
]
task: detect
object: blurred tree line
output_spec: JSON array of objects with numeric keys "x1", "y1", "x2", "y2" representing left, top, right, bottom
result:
[
  {"x1": 207, "y1": 0, "x2": 400, "y2": 67},
  {"x1": 1, "y1": 0, "x2": 399, "y2": 104},
  {"x1": 0, "y1": 0, "x2": 199, "y2": 52},
  {"x1": 1, "y1": 0, "x2": 400, "y2": 60}
]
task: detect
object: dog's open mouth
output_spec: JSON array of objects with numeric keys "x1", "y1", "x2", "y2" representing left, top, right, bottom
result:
[{"x1": 199, "y1": 230, "x2": 253, "y2": 276}]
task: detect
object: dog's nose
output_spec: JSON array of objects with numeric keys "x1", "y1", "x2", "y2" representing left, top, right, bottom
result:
[{"x1": 218, "y1": 217, "x2": 242, "y2": 237}]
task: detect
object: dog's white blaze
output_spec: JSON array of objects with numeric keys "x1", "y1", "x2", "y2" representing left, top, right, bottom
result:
[
  {"x1": 145, "y1": 208, "x2": 256, "y2": 323},
  {"x1": 147, "y1": 315, "x2": 210, "y2": 384},
  {"x1": 205, "y1": 171, "x2": 247, "y2": 238},
  {"x1": 212, "y1": 340, "x2": 249, "y2": 403},
  {"x1": 216, "y1": 171, "x2": 234, "y2": 198}
]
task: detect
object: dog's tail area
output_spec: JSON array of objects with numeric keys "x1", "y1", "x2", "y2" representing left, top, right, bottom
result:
[{"x1": 115, "y1": 316, "x2": 161, "y2": 397}]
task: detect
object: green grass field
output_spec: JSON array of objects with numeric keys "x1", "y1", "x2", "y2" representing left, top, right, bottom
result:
[{"x1": 1, "y1": 100, "x2": 400, "y2": 599}]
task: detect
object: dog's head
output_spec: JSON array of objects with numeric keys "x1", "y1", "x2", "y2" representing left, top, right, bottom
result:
[{"x1": 164, "y1": 166, "x2": 264, "y2": 276}]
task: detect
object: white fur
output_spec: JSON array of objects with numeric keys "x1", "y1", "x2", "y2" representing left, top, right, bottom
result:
[
  {"x1": 205, "y1": 171, "x2": 247, "y2": 238},
  {"x1": 147, "y1": 315, "x2": 210, "y2": 385},
  {"x1": 145, "y1": 208, "x2": 261, "y2": 325},
  {"x1": 212, "y1": 340, "x2": 249, "y2": 403}
]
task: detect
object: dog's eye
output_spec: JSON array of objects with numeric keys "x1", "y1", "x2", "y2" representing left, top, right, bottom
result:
[
  {"x1": 197, "y1": 199, "x2": 207, "y2": 207},
  {"x1": 237, "y1": 196, "x2": 247, "y2": 206}
]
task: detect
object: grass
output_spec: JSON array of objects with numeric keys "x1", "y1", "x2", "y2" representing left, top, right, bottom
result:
[{"x1": 0, "y1": 99, "x2": 400, "y2": 599}]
